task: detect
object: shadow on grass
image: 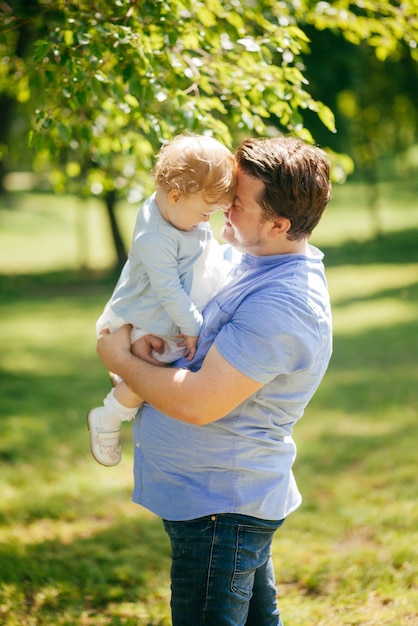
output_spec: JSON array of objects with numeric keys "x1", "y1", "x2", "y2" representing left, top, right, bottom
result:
[
  {"x1": 0, "y1": 268, "x2": 121, "y2": 302},
  {"x1": 0, "y1": 514, "x2": 171, "y2": 623},
  {"x1": 294, "y1": 315, "x2": 418, "y2": 497},
  {"x1": 331, "y1": 280, "x2": 418, "y2": 310},
  {"x1": 297, "y1": 408, "x2": 418, "y2": 487},
  {"x1": 321, "y1": 227, "x2": 418, "y2": 266},
  {"x1": 0, "y1": 362, "x2": 106, "y2": 443}
]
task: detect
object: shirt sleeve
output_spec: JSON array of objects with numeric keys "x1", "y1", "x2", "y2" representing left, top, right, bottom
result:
[
  {"x1": 214, "y1": 288, "x2": 320, "y2": 384},
  {"x1": 131, "y1": 232, "x2": 203, "y2": 337}
]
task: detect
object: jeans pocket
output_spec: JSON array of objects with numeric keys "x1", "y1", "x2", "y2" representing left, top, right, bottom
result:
[
  {"x1": 231, "y1": 524, "x2": 276, "y2": 598},
  {"x1": 163, "y1": 516, "x2": 215, "y2": 557}
]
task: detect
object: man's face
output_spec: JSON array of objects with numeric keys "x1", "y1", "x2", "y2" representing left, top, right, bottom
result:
[{"x1": 221, "y1": 168, "x2": 272, "y2": 255}]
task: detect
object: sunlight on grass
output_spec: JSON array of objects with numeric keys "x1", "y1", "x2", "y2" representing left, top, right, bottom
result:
[
  {"x1": 312, "y1": 179, "x2": 418, "y2": 246},
  {"x1": 332, "y1": 296, "x2": 417, "y2": 332},
  {"x1": 327, "y1": 264, "x2": 418, "y2": 333},
  {"x1": 1, "y1": 183, "x2": 417, "y2": 625},
  {"x1": 0, "y1": 193, "x2": 136, "y2": 273},
  {"x1": 327, "y1": 264, "x2": 418, "y2": 302}
]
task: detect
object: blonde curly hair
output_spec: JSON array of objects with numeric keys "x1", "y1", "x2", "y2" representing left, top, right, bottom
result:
[{"x1": 154, "y1": 135, "x2": 235, "y2": 206}]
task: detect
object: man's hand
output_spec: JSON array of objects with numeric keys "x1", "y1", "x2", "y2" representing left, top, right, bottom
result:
[
  {"x1": 97, "y1": 326, "x2": 168, "y2": 375},
  {"x1": 97, "y1": 325, "x2": 133, "y2": 374}
]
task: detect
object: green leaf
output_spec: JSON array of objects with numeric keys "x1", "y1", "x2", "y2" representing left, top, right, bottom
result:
[
  {"x1": 33, "y1": 40, "x2": 51, "y2": 63},
  {"x1": 316, "y1": 101, "x2": 336, "y2": 133},
  {"x1": 63, "y1": 30, "x2": 74, "y2": 46},
  {"x1": 129, "y1": 77, "x2": 143, "y2": 101},
  {"x1": 57, "y1": 123, "x2": 72, "y2": 143}
]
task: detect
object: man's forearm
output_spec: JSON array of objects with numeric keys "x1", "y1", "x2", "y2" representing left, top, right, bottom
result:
[
  {"x1": 114, "y1": 351, "x2": 200, "y2": 422},
  {"x1": 97, "y1": 327, "x2": 263, "y2": 424}
]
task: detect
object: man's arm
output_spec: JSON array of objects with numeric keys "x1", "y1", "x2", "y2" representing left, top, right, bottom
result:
[{"x1": 97, "y1": 326, "x2": 263, "y2": 425}]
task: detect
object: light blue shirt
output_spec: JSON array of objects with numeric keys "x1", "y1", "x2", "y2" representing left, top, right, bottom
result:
[
  {"x1": 132, "y1": 245, "x2": 332, "y2": 521},
  {"x1": 110, "y1": 194, "x2": 210, "y2": 337}
]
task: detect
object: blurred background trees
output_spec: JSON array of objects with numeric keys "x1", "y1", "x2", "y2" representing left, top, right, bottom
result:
[{"x1": 1, "y1": 0, "x2": 417, "y2": 267}]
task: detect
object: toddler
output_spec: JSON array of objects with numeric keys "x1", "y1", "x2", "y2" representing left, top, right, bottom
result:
[{"x1": 88, "y1": 134, "x2": 235, "y2": 466}]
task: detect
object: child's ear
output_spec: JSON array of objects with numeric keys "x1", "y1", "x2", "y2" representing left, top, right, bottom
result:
[{"x1": 168, "y1": 189, "x2": 181, "y2": 204}]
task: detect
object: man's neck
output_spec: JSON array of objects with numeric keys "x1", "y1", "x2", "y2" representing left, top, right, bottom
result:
[
  {"x1": 276, "y1": 237, "x2": 309, "y2": 256},
  {"x1": 252, "y1": 236, "x2": 309, "y2": 257}
]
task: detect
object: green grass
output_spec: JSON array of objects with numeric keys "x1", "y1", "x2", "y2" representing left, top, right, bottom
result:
[{"x1": 0, "y1": 185, "x2": 417, "y2": 625}]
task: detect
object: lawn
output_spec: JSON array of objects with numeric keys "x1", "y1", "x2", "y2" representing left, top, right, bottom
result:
[{"x1": 0, "y1": 182, "x2": 417, "y2": 625}]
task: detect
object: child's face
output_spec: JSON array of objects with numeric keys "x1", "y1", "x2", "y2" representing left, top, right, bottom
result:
[{"x1": 166, "y1": 191, "x2": 226, "y2": 231}]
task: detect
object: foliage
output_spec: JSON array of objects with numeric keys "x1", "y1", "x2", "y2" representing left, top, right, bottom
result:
[
  {"x1": 303, "y1": 0, "x2": 418, "y2": 63},
  {"x1": 1, "y1": 1, "x2": 417, "y2": 263},
  {"x1": 302, "y1": 26, "x2": 418, "y2": 191},
  {"x1": 2, "y1": 0, "x2": 333, "y2": 200},
  {"x1": 1, "y1": 0, "x2": 416, "y2": 199}
]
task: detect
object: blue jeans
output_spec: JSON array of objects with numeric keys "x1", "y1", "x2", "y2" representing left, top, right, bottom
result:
[{"x1": 163, "y1": 513, "x2": 285, "y2": 626}]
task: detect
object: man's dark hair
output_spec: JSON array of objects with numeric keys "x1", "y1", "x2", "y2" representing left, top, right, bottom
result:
[{"x1": 235, "y1": 136, "x2": 332, "y2": 240}]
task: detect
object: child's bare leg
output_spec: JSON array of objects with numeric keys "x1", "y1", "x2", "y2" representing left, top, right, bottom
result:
[{"x1": 113, "y1": 380, "x2": 143, "y2": 407}]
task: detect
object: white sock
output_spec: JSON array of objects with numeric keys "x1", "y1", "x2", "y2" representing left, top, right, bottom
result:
[
  {"x1": 96, "y1": 408, "x2": 121, "y2": 432},
  {"x1": 103, "y1": 389, "x2": 139, "y2": 423}
]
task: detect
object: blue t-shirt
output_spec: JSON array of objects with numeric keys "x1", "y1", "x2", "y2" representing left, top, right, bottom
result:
[{"x1": 132, "y1": 245, "x2": 332, "y2": 521}]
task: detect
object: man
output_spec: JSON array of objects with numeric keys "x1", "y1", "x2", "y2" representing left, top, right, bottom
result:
[{"x1": 97, "y1": 136, "x2": 333, "y2": 626}]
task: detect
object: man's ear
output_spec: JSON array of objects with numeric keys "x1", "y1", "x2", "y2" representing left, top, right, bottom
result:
[{"x1": 269, "y1": 216, "x2": 291, "y2": 237}]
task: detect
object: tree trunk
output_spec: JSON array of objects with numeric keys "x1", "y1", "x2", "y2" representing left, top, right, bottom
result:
[
  {"x1": 104, "y1": 190, "x2": 128, "y2": 270},
  {"x1": 364, "y1": 163, "x2": 383, "y2": 238},
  {"x1": 0, "y1": 96, "x2": 14, "y2": 194},
  {"x1": 0, "y1": 0, "x2": 35, "y2": 193}
]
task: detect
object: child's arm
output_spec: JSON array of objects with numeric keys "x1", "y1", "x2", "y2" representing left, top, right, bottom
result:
[{"x1": 134, "y1": 233, "x2": 203, "y2": 337}]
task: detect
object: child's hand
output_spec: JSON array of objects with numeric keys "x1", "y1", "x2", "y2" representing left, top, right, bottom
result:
[{"x1": 178, "y1": 333, "x2": 198, "y2": 361}]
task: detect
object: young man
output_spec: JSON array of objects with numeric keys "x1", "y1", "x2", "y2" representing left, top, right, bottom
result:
[{"x1": 96, "y1": 136, "x2": 333, "y2": 626}]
